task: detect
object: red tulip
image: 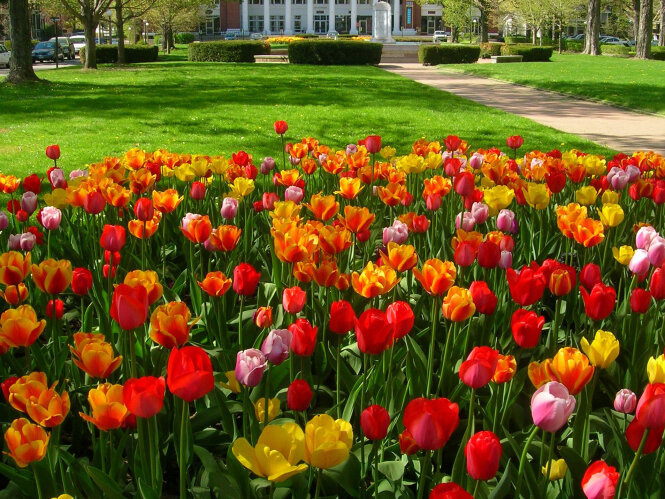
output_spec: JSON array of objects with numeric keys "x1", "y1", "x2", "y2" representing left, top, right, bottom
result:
[
  {"x1": 134, "y1": 198, "x2": 154, "y2": 222},
  {"x1": 453, "y1": 172, "x2": 475, "y2": 198},
  {"x1": 469, "y1": 281, "x2": 497, "y2": 315},
  {"x1": 477, "y1": 241, "x2": 501, "y2": 269},
  {"x1": 398, "y1": 429, "x2": 420, "y2": 455},
  {"x1": 190, "y1": 181, "x2": 206, "y2": 201},
  {"x1": 22, "y1": 174, "x2": 41, "y2": 194},
  {"x1": 233, "y1": 263, "x2": 261, "y2": 296},
  {"x1": 287, "y1": 379, "x2": 313, "y2": 411},
  {"x1": 506, "y1": 135, "x2": 524, "y2": 150},
  {"x1": 650, "y1": 267, "x2": 665, "y2": 300},
  {"x1": 110, "y1": 284, "x2": 149, "y2": 331},
  {"x1": 360, "y1": 405, "x2": 390, "y2": 441},
  {"x1": 545, "y1": 170, "x2": 566, "y2": 194},
  {"x1": 579, "y1": 263, "x2": 602, "y2": 293},
  {"x1": 458, "y1": 346, "x2": 499, "y2": 388},
  {"x1": 1, "y1": 376, "x2": 18, "y2": 401},
  {"x1": 626, "y1": 417, "x2": 663, "y2": 454},
  {"x1": 630, "y1": 288, "x2": 651, "y2": 314},
  {"x1": 364, "y1": 135, "x2": 382, "y2": 154},
  {"x1": 355, "y1": 308, "x2": 393, "y2": 355},
  {"x1": 403, "y1": 397, "x2": 459, "y2": 450},
  {"x1": 288, "y1": 318, "x2": 318, "y2": 356},
  {"x1": 329, "y1": 300, "x2": 356, "y2": 334},
  {"x1": 123, "y1": 376, "x2": 165, "y2": 418},
  {"x1": 283, "y1": 286, "x2": 306, "y2": 314},
  {"x1": 386, "y1": 301, "x2": 414, "y2": 339},
  {"x1": 46, "y1": 299, "x2": 64, "y2": 320},
  {"x1": 45, "y1": 145, "x2": 60, "y2": 160},
  {"x1": 167, "y1": 346, "x2": 214, "y2": 402},
  {"x1": 465, "y1": 430, "x2": 502, "y2": 480},
  {"x1": 581, "y1": 460, "x2": 619, "y2": 499},
  {"x1": 445, "y1": 135, "x2": 462, "y2": 152},
  {"x1": 453, "y1": 241, "x2": 477, "y2": 267},
  {"x1": 252, "y1": 200, "x2": 264, "y2": 212},
  {"x1": 429, "y1": 482, "x2": 473, "y2": 499},
  {"x1": 274, "y1": 120, "x2": 288, "y2": 135},
  {"x1": 580, "y1": 283, "x2": 616, "y2": 321},
  {"x1": 636, "y1": 383, "x2": 665, "y2": 429},
  {"x1": 511, "y1": 309, "x2": 545, "y2": 349},
  {"x1": 506, "y1": 264, "x2": 546, "y2": 306},
  {"x1": 72, "y1": 267, "x2": 93, "y2": 296},
  {"x1": 100, "y1": 225, "x2": 126, "y2": 253},
  {"x1": 84, "y1": 192, "x2": 106, "y2": 215}
]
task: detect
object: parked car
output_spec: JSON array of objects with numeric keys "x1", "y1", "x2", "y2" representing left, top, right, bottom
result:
[
  {"x1": 49, "y1": 37, "x2": 76, "y2": 59},
  {"x1": 0, "y1": 43, "x2": 10, "y2": 68},
  {"x1": 224, "y1": 33, "x2": 238, "y2": 40},
  {"x1": 249, "y1": 33, "x2": 263, "y2": 40},
  {"x1": 69, "y1": 35, "x2": 86, "y2": 55},
  {"x1": 327, "y1": 31, "x2": 339, "y2": 40},
  {"x1": 600, "y1": 36, "x2": 627, "y2": 45},
  {"x1": 570, "y1": 33, "x2": 585, "y2": 40},
  {"x1": 432, "y1": 30, "x2": 447, "y2": 43},
  {"x1": 32, "y1": 41, "x2": 65, "y2": 63}
]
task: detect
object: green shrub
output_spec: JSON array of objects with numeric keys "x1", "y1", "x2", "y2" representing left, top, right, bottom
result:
[
  {"x1": 188, "y1": 41, "x2": 270, "y2": 62},
  {"x1": 124, "y1": 45, "x2": 159, "y2": 62},
  {"x1": 600, "y1": 44, "x2": 631, "y2": 56},
  {"x1": 564, "y1": 40, "x2": 583, "y2": 53},
  {"x1": 504, "y1": 36, "x2": 529, "y2": 44},
  {"x1": 4, "y1": 40, "x2": 39, "y2": 50},
  {"x1": 79, "y1": 44, "x2": 118, "y2": 64},
  {"x1": 175, "y1": 33, "x2": 196, "y2": 44},
  {"x1": 652, "y1": 47, "x2": 665, "y2": 60},
  {"x1": 394, "y1": 36, "x2": 431, "y2": 43},
  {"x1": 288, "y1": 40, "x2": 382, "y2": 65},
  {"x1": 479, "y1": 42, "x2": 503, "y2": 58},
  {"x1": 500, "y1": 44, "x2": 553, "y2": 62},
  {"x1": 418, "y1": 44, "x2": 480, "y2": 65}
]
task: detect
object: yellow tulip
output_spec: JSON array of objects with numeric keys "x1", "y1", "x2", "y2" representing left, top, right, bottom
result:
[
  {"x1": 44, "y1": 188, "x2": 68, "y2": 209},
  {"x1": 424, "y1": 151, "x2": 443, "y2": 170},
  {"x1": 524, "y1": 183, "x2": 550, "y2": 210},
  {"x1": 647, "y1": 355, "x2": 665, "y2": 383},
  {"x1": 599, "y1": 203, "x2": 624, "y2": 228},
  {"x1": 542, "y1": 459, "x2": 568, "y2": 481},
  {"x1": 395, "y1": 154, "x2": 426, "y2": 174},
  {"x1": 582, "y1": 155, "x2": 606, "y2": 176},
  {"x1": 304, "y1": 414, "x2": 353, "y2": 469},
  {"x1": 575, "y1": 186, "x2": 598, "y2": 206},
  {"x1": 174, "y1": 164, "x2": 196, "y2": 182},
  {"x1": 254, "y1": 398, "x2": 280, "y2": 424},
  {"x1": 580, "y1": 330, "x2": 619, "y2": 369},
  {"x1": 220, "y1": 371, "x2": 241, "y2": 394},
  {"x1": 228, "y1": 178, "x2": 255, "y2": 199},
  {"x1": 379, "y1": 146, "x2": 396, "y2": 160},
  {"x1": 601, "y1": 190, "x2": 620, "y2": 204},
  {"x1": 612, "y1": 246, "x2": 634, "y2": 266},
  {"x1": 483, "y1": 185, "x2": 515, "y2": 215},
  {"x1": 232, "y1": 423, "x2": 308, "y2": 482}
]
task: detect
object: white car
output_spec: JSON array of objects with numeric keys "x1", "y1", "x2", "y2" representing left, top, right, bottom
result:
[
  {"x1": 433, "y1": 31, "x2": 447, "y2": 43},
  {"x1": 69, "y1": 35, "x2": 86, "y2": 55},
  {"x1": 0, "y1": 43, "x2": 10, "y2": 68}
]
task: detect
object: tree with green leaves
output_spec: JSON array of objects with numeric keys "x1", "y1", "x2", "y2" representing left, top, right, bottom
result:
[
  {"x1": 4, "y1": 0, "x2": 39, "y2": 83},
  {"x1": 144, "y1": 0, "x2": 201, "y2": 53}
]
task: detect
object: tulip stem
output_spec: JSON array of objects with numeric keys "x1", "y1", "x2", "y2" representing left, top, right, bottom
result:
[
  {"x1": 263, "y1": 368, "x2": 270, "y2": 428},
  {"x1": 425, "y1": 297, "x2": 439, "y2": 397},
  {"x1": 336, "y1": 338, "x2": 341, "y2": 419},
  {"x1": 31, "y1": 463, "x2": 44, "y2": 499},
  {"x1": 618, "y1": 428, "x2": 650, "y2": 499},
  {"x1": 313, "y1": 468, "x2": 323, "y2": 499},
  {"x1": 238, "y1": 297, "x2": 245, "y2": 350},
  {"x1": 179, "y1": 399, "x2": 189, "y2": 499},
  {"x1": 516, "y1": 425, "x2": 540, "y2": 497},
  {"x1": 360, "y1": 353, "x2": 367, "y2": 487},
  {"x1": 416, "y1": 450, "x2": 431, "y2": 499},
  {"x1": 542, "y1": 431, "x2": 556, "y2": 495},
  {"x1": 472, "y1": 479, "x2": 480, "y2": 498},
  {"x1": 161, "y1": 214, "x2": 167, "y2": 280},
  {"x1": 141, "y1": 221, "x2": 146, "y2": 270},
  {"x1": 100, "y1": 428, "x2": 107, "y2": 473}
]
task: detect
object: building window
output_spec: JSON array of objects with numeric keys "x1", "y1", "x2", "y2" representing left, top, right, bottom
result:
[
  {"x1": 314, "y1": 14, "x2": 328, "y2": 32},
  {"x1": 249, "y1": 0, "x2": 261, "y2": 4},
  {"x1": 271, "y1": 0, "x2": 284, "y2": 4},
  {"x1": 335, "y1": 14, "x2": 350, "y2": 32},
  {"x1": 294, "y1": 15, "x2": 303, "y2": 32},
  {"x1": 249, "y1": 16, "x2": 264, "y2": 32},
  {"x1": 293, "y1": 0, "x2": 306, "y2": 3},
  {"x1": 357, "y1": 0, "x2": 371, "y2": 4},
  {"x1": 270, "y1": 15, "x2": 285, "y2": 32},
  {"x1": 315, "y1": 0, "x2": 327, "y2": 4},
  {"x1": 335, "y1": 0, "x2": 349, "y2": 4}
]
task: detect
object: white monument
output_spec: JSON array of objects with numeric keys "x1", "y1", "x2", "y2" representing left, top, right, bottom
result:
[{"x1": 371, "y1": 1, "x2": 395, "y2": 43}]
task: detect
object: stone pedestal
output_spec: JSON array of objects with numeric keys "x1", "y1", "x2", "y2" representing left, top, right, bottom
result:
[{"x1": 371, "y1": 1, "x2": 394, "y2": 43}]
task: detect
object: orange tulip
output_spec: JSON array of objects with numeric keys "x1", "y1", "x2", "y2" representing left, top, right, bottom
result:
[
  {"x1": 380, "y1": 243, "x2": 418, "y2": 272},
  {"x1": 351, "y1": 262, "x2": 400, "y2": 298},
  {"x1": 335, "y1": 177, "x2": 364, "y2": 200},
  {"x1": 412, "y1": 259, "x2": 456, "y2": 296},
  {"x1": 103, "y1": 183, "x2": 132, "y2": 209},
  {"x1": 209, "y1": 225, "x2": 242, "y2": 252},
  {"x1": 1, "y1": 175, "x2": 21, "y2": 194},
  {"x1": 556, "y1": 203, "x2": 588, "y2": 239},
  {"x1": 336, "y1": 273, "x2": 351, "y2": 291},
  {"x1": 123, "y1": 270, "x2": 163, "y2": 305},
  {"x1": 31, "y1": 259, "x2": 72, "y2": 295},
  {"x1": 129, "y1": 168, "x2": 156, "y2": 195},
  {"x1": 0, "y1": 283, "x2": 29, "y2": 305},
  {"x1": 293, "y1": 261, "x2": 315, "y2": 284},
  {"x1": 24, "y1": 385, "x2": 70, "y2": 428},
  {"x1": 198, "y1": 271, "x2": 232, "y2": 297},
  {"x1": 340, "y1": 206, "x2": 375, "y2": 235},
  {"x1": 318, "y1": 225, "x2": 352, "y2": 254},
  {"x1": 273, "y1": 226, "x2": 317, "y2": 264},
  {"x1": 422, "y1": 176, "x2": 452, "y2": 198},
  {"x1": 128, "y1": 212, "x2": 162, "y2": 239},
  {"x1": 3, "y1": 418, "x2": 49, "y2": 467},
  {"x1": 528, "y1": 360, "x2": 552, "y2": 389},
  {"x1": 306, "y1": 193, "x2": 339, "y2": 221},
  {"x1": 181, "y1": 214, "x2": 213, "y2": 244},
  {"x1": 377, "y1": 182, "x2": 407, "y2": 207},
  {"x1": 152, "y1": 189, "x2": 183, "y2": 213},
  {"x1": 70, "y1": 332, "x2": 122, "y2": 379},
  {"x1": 545, "y1": 347, "x2": 594, "y2": 395},
  {"x1": 0, "y1": 305, "x2": 46, "y2": 347},
  {"x1": 78, "y1": 384, "x2": 128, "y2": 431},
  {"x1": 311, "y1": 259, "x2": 341, "y2": 287},
  {"x1": 0, "y1": 251, "x2": 31, "y2": 286},
  {"x1": 149, "y1": 301, "x2": 195, "y2": 349},
  {"x1": 7, "y1": 372, "x2": 49, "y2": 413},
  {"x1": 492, "y1": 354, "x2": 517, "y2": 384},
  {"x1": 571, "y1": 218, "x2": 605, "y2": 248},
  {"x1": 275, "y1": 169, "x2": 302, "y2": 187},
  {"x1": 442, "y1": 286, "x2": 476, "y2": 322}
]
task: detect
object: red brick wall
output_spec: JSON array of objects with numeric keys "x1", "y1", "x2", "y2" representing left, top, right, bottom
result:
[{"x1": 221, "y1": 1, "x2": 241, "y2": 31}]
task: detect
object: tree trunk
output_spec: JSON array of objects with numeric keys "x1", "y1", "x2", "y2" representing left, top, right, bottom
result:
[
  {"x1": 161, "y1": 24, "x2": 167, "y2": 51},
  {"x1": 83, "y1": 18, "x2": 98, "y2": 69},
  {"x1": 116, "y1": 1, "x2": 125, "y2": 64},
  {"x1": 559, "y1": 20, "x2": 563, "y2": 53},
  {"x1": 583, "y1": 0, "x2": 601, "y2": 55},
  {"x1": 636, "y1": 0, "x2": 653, "y2": 58},
  {"x1": 451, "y1": 26, "x2": 458, "y2": 43},
  {"x1": 632, "y1": 0, "x2": 640, "y2": 41},
  {"x1": 6, "y1": 0, "x2": 39, "y2": 83},
  {"x1": 133, "y1": 19, "x2": 140, "y2": 43},
  {"x1": 532, "y1": 26, "x2": 536, "y2": 44},
  {"x1": 479, "y1": 8, "x2": 488, "y2": 42},
  {"x1": 167, "y1": 25, "x2": 173, "y2": 53},
  {"x1": 660, "y1": 0, "x2": 664, "y2": 46}
]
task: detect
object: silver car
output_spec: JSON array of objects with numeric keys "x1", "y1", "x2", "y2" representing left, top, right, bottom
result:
[
  {"x1": 69, "y1": 35, "x2": 86, "y2": 55},
  {"x1": 433, "y1": 31, "x2": 447, "y2": 43},
  {"x1": 0, "y1": 43, "x2": 10, "y2": 68}
]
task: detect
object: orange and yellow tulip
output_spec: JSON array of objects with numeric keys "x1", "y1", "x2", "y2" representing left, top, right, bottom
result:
[
  {"x1": 31, "y1": 259, "x2": 72, "y2": 295},
  {"x1": 0, "y1": 305, "x2": 46, "y2": 348},
  {"x1": 545, "y1": 347, "x2": 594, "y2": 395},
  {"x1": 123, "y1": 270, "x2": 163, "y2": 305},
  {"x1": 0, "y1": 283, "x2": 29, "y2": 306},
  {"x1": 198, "y1": 271, "x2": 232, "y2": 297},
  {"x1": 70, "y1": 332, "x2": 122, "y2": 379},
  {"x1": 351, "y1": 262, "x2": 400, "y2": 298},
  {"x1": 571, "y1": 218, "x2": 605, "y2": 248},
  {"x1": 412, "y1": 259, "x2": 456, "y2": 296},
  {"x1": 3, "y1": 418, "x2": 50, "y2": 467},
  {"x1": 340, "y1": 206, "x2": 375, "y2": 234},
  {"x1": 149, "y1": 301, "x2": 195, "y2": 349},
  {"x1": 0, "y1": 251, "x2": 31, "y2": 286},
  {"x1": 78, "y1": 383, "x2": 128, "y2": 431},
  {"x1": 442, "y1": 286, "x2": 476, "y2": 322},
  {"x1": 152, "y1": 188, "x2": 184, "y2": 213},
  {"x1": 318, "y1": 225, "x2": 352, "y2": 255},
  {"x1": 380, "y1": 243, "x2": 418, "y2": 272},
  {"x1": 209, "y1": 225, "x2": 242, "y2": 252},
  {"x1": 335, "y1": 177, "x2": 364, "y2": 200},
  {"x1": 306, "y1": 193, "x2": 339, "y2": 221}
]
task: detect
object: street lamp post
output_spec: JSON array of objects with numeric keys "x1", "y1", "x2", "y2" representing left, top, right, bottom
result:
[
  {"x1": 144, "y1": 20, "x2": 149, "y2": 44},
  {"x1": 52, "y1": 16, "x2": 60, "y2": 69}
]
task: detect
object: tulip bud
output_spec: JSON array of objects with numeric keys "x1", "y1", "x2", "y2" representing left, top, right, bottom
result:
[
  {"x1": 531, "y1": 381, "x2": 576, "y2": 432},
  {"x1": 364, "y1": 135, "x2": 382, "y2": 154},
  {"x1": 329, "y1": 300, "x2": 356, "y2": 334},
  {"x1": 20, "y1": 192, "x2": 38, "y2": 215},
  {"x1": 220, "y1": 197, "x2": 239, "y2": 220},
  {"x1": 84, "y1": 192, "x2": 106, "y2": 215},
  {"x1": 46, "y1": 299, "x2": 64, "y2": 319},
  {"x1": 499, "y1": 250, "x2": 513, "y2": 269},
  {"x1": 468, "y1": 152, "x2": 484, "y2": 170},
  {"x1": 235, "y1": 349, "x2": 267, "y2": 387},
  {"x1": 15, "y1": 210, "x2": 27, "y2": 223},
  {"x1": 360, "y1": 405, "x2": 390, "y2": 440},
  {"x1": 261, "y1": 157, "x2": 276, "y2": 175},
  {"x1": 630, "y1": 288, "x2": 652, "y2": 314},
  {"x1": 496, "y1": 209, "x2": 515, "y2": 233},
  {"x1": 273, "y1": 120, "x2": 288, "y2": 135},
  {"x1": 46, "y1": 144, "x2": 60, "y2": 160},
  {"x1": 465, "y1": 431, "x2": 502, "y2": 481},
  {"x1": 471, "y1": 202, "x2": 489, "y2": 224},
  {"x1": 284, "y1": 186, "x2": 304, "y2": 203},
  {"x1": 283, "y1": 286, "x2": 306, "y2": 314},
  {"x1": 253, "y1": 306, "x2": 273, "y2": 328},
  {"x1": 40, "y1": 206, "x2": 62, "y2": 231},
  {"x1": 72, "y1": 267, "x2": 93, "y2": 296},
  {"x1": 455, "y1": 211, "x2": 474, "y2": 231},
  {"x1": 134, "y1": 198, "x2": 154, "y2": 222},
  {"x1": 48, "y1": 167, "x2": 66, "y2": 189},
  {"x1": 425, "y1": 194, "x2": 442, "y2": 211},
  {"x1": 262, "y1": 192, "x2": 279, "y2": 211},
  {"x1": 0, "y1": 212, "x2": 8, "y2": 230},
  {"x1": 190, "y1": 181, "x2": 206, "y2": 201},
  {"x1": 287, "y1": 379, "x2": 313, "y2": 411},
  {"x1": 261, "y1": 329, "x2": 292, "y2": 365},
  {"x1": 579, "y1": 263, "x2": 602, "y2": 292},
  {"x1": 648, "y1": 237, "x2": 665, "y2": 267},
  {"x1": 629, "y1": 249, "x2": 650, "y2": 276},
  {"x1": 614, "y1": 388, "x2": 637, "y2": 413}
]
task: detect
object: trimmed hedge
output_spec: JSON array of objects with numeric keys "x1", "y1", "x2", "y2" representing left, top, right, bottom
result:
[
  {"x1": 564, "y1": 41, "x2": 584, "y2": 53},
  {"x1": 175, "y1": 33, "x2": 196, "y2": 44},
  {"x1": 188, "y1": 41, "x2": 270, "y2": 62},
  {"x1": 295, "y1": 34, "x2": 319, "y2": 39},
  {"x1": 418, "y1": 44, "x2": 480, "y2": 65},
  {"x1": 80, "y1": 44, "x2": 158, "y2": 65},
  {"x1": 652, "y1": 47, "x2": 665, "y2": 60},
  {"x1": 601, "y1": 44, "x2": 631, "y2": 56},
  {"x1": 479, "y1": 42, "x2": 503, "y2": 58},
  {"x1": 504, "y1": 36, "x2": 529, "y2": 44},
  {"x1": 500, "y1": 44, "x2": 553, "y2": 62},
  {"x1": 288, "y1": 40, "x2": 382, "y2": 65}
]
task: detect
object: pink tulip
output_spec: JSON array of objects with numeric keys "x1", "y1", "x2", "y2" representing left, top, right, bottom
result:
[
  {"x1": 69, "y1": 169, "x2": 88, "y2": 180},
  {"x1": 636, "y1": 226, "x2": 658, "y2": 250},
  {"x1": 8, "y1": 234, "x2": 20, "y2": 250},
  {"x1": 220, "y1": 197, "x2": 239, "y2": 220},
  {"x1": 48, "y1": 168, "x2": 66, "y2": 189},
  {"x1": 456, "y1": 211, "x2": 475, "y2": 231},
  {"x1": 345, "y1": 144, "x2": 358, "y2": 156},
  {"x1": 261, "y1": 329, "x2": 292, "y2": 365},
  {"x1": 382, "y1": 220, "x2": 409, "y2": 246},
  {"x1": 19, "y1": 233, "x2": 36, "y2": 251},
  {"x1": 468, "y1": 152, "x2": 484, "y2": 170},
  {"x1": 499, "y1": 250, "x2": 513, "y2": 270},
  {"x1": 284, "y1": 186, "x2": 304, "y2": 203},
  {"x1": 648, "y1": 237, "x2": 665, "y2": 267},
  {"x1": 260, "y1": 157, "x2": 276, "y2": 175},
  {"x1": 496, "y1": 209, "x2": 515, "y2": 233},
  {"x1": 607, "y1": 167, "x2": 629, "y2": 190},
  {"x1": 235, "y1": 349, "x2": 267, "y2": 387},
  {"x1": 614, "y1": 389, "x2": 636, "y2": 414},
  {"x1": 40, "y1": 206, "x2": 61, "y2": 231},
  {"x1": 471, "y1": 202, "x2": 489, "y2": 224},
  {"x1": 626, "y1": 165, "x2": 641, "y2": 182},
  {"x1": 629, "y1": 249, "x2": 650, "y2": 276},
  {"x1": 20, "y1": 192, "x2": 38, "y2": 215},
  {"x1": 531, "y1": 381, "x2": 576, "y2": 432},
  {"x1": 0, "y1": 212, "x2": 8, "y2": 230}
]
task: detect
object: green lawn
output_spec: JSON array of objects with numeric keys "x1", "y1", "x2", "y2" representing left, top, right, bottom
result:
[
  {"x1": 444, "y1": 53, "x2": 665, "y2": 115},
  {"x1": 0, "y1": 60, "x2": 615, "y2": 177}
]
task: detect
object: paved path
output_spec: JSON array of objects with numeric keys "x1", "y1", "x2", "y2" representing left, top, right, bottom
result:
[
  {"x1": 0, "y1": 59, "x2": 81, "y2": 77},
  {"x1": 380, "y1": 63, "x2": 665, "y2": 155}
]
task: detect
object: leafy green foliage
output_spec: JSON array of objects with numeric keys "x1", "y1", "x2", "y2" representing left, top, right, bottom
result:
[
  {"x1": 187, "y1": 41, "x2": 270, "y2": 62},
  {"x1": 418, "y1": 44, "x2": 481, "y2": 64},
  {"x1": 287, "y1": 40, "x2": 383, "y2": 65}
]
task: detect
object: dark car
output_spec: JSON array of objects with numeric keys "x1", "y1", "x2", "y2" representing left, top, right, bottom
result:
[
  {"x1": 49, "y1": 37, "x2": 76, "y2": 59},
  {"x1": 32, "y1": 41, "x2": 65, "y2": 63}
]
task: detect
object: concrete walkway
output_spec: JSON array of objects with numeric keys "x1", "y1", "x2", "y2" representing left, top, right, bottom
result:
[{"x1": 380, "y1": 63, "x2": 665, "y2": 155}]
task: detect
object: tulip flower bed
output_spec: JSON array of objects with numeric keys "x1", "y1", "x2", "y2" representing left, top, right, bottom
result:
[{"x1": 1, "y1": 129, "x2": 665, "y2": 499}]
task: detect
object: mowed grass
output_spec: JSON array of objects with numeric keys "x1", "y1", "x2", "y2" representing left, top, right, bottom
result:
[
  {"x1": 0, "y1": 60, "x2": 615, "y2": 177},
  {"x1": 444, "y1": 53, "x2": 665, "y2": 115}
]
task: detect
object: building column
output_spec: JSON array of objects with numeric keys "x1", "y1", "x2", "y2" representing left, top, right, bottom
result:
[
  {"x1": 350, "y1": 0, "x2": 358, "y2": 34},
  {"x1": 285, "y1": 0, "x2": 293, "y2": 34},
  {"x1": 306, "y1": 0, "x2": 314, "y2": 33},
  {"x1": 263, "y1": 0, "x2": 271, "y2": 34},
  {"x1": 242, "y1": 0, "x2": 249, "y2": 33},
  {"x1": 392, "y1": 0, "x2": 400, "y2": 35},
  {"x1": 328, "y1": 0, "x2": 336, "y2": 33}
]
